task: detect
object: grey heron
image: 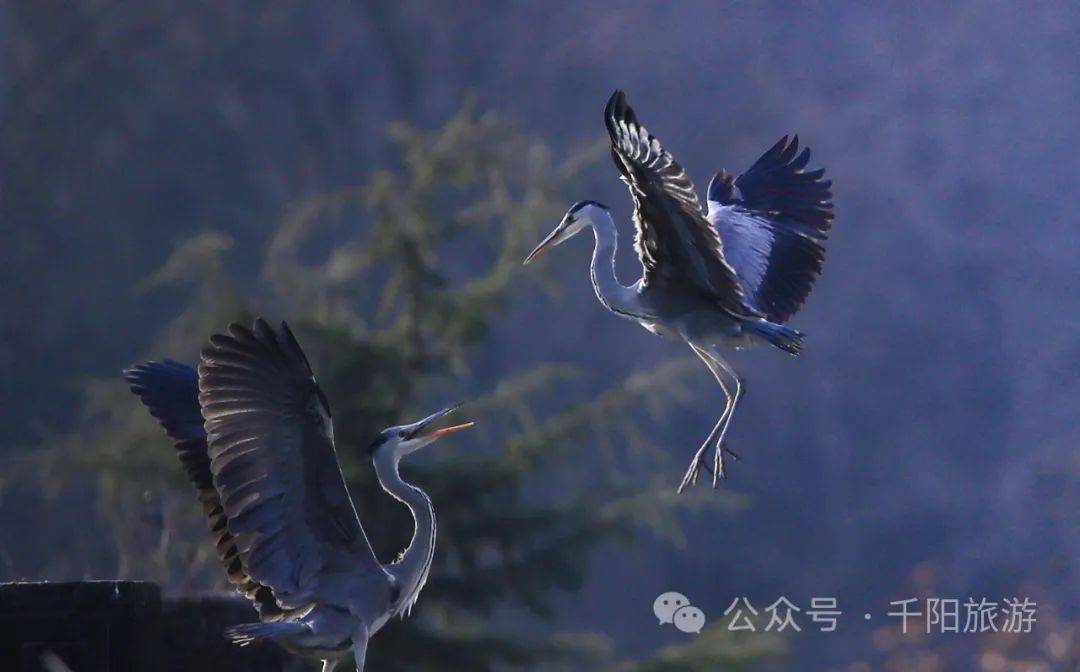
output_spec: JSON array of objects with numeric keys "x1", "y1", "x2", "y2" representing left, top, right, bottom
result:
[
  {"x1": 124, "y1": 319, "x2": 473, "y2": 671},
  {"x1": 524, "y1": 90, "x2": 833, "y2": 491}
]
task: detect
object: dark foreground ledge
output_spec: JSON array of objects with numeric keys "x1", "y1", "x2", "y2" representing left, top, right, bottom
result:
[{"x1": 0, "y1": 581, "x2": 294, "y2": 672}]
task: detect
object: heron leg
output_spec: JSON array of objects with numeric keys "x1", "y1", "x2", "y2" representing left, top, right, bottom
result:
[
  {"x1": 703, "y1": 349, "x2": 746, "y2": 486},
  {"x1": 678, "y1": 344, "x2": 733, "y2": 493}
]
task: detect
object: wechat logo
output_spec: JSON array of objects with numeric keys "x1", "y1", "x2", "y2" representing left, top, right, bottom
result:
[{"x1": 654, "y1": 591, "x2": 706, "y2": 634}]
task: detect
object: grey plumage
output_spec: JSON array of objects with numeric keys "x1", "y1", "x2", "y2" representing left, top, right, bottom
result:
[
  {"x1": 706, "y1": 135, "x2": 833, "y2": 323},
  {"x1": 126, "y1": 319, "x2": 473, "y2": 672},
  {"x1": 605, "y1": 90, "x2": 751, "y2": 318},
  {"x1": 525, "y1": 90, "x2": 833, "y2": 491},
  {"x1": 199, "y1": 320, "x2": 387, "y2": 612}
]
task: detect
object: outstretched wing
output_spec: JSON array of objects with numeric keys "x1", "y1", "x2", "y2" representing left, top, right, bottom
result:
[
  {"x1": 124, "y1": 360, "x2": 287, "y2": 621},
  {"x1": 706, "y1": 135, "x2": 834, "y2": 323},
  {"x1": 198, "y1": 319, "x2": 389, "y2": 610},
  {"x1": 605, "y1": 90, "x2": 751, "y2": 317}
]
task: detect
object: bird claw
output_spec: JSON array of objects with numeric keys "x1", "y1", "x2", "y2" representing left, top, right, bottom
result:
[
  {"x1": 677, "y1": 460, "x2": 700, "y2": 494},
  {"x1": 711, "y1": 445, "x2": 726, "y2": 488},
  {"x1": 680, "y1": 440, "x2": 741, "y2": 493},
  {"x1": 704, "y1": 443, "x2": 739, "y2": 488},
  {"x1": 677, "y1": 449, "x2": 709, "y2": 494}
]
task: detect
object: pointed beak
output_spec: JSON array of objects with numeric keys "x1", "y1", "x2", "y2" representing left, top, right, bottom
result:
[
  {"x1": 523, "y1": 220, "x2": 569, "y2": 265},
  {"x1": 432, "y1": 422, "x2": 474, "y2": 438},
  {"x1": 413, "y1": 405, "x2": 474, "y2": 440}
]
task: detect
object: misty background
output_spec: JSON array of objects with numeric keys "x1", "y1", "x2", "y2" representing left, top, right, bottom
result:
[{"x1": 1, "y1": 2, "x2": 1077, "y2": 670}]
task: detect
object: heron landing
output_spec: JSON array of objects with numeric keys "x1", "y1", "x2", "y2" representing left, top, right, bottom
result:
[
  {"x1": 125, "y1": 319, "x2": 473, "y2": 672},
  {"x1": 525, "y1": 90, "x2": 833, "y2": 492}
]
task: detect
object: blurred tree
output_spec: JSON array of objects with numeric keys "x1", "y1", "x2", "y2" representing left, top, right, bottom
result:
[
  {"x1": 13, "y1": 105, "x2": 778, "y2": 670},
  {"x1": 846, "y1": 563, "x2": 1077, "y2": 672},
  {"x1": 619, "y1": 624, "x2": 784, "y2": 672}
]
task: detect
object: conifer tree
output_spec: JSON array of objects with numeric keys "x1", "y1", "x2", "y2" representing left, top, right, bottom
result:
[{"x1": 23, "y1": 105, "x2": 778, "y2": 670}]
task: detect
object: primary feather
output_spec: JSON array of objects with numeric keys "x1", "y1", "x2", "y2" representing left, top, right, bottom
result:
[
  {"x1": 605, "y1": 90, "x2": 753, "y2": 318},
  {"x1": 123, "y1": 360, "x2": 287, "y2": 621},
  {"x1": 706, "y1": 135, "x2": 834, "y2": 323},
  {"x1": 197, "y1": 319, "x2": 389, "y2": 611}
]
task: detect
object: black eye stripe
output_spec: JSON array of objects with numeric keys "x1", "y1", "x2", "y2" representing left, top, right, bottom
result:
[
  {"x1": 569, "y1": 199, "x2": 608, "y2": 214},
  {"x1": 366, "y1": 433, "x2": 390, "y2": 456}
]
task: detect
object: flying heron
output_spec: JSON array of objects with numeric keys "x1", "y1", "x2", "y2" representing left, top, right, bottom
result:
[
  {"x1": 524, "y1": 90, "x2": 833, "y2": 491},
  {"x1": 124, "y1": 319, "x2": 472, "y2": 671}
]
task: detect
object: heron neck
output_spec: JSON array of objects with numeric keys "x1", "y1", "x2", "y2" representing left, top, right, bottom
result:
[
  {"x1": 374, "y1": 453, "x2": 435, "y2": 613},
  {"x1": 588, "y1": 214, "x2": 639, "y2": 318}
]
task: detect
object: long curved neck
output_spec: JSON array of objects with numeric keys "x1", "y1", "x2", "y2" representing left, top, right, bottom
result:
[
  {"x1": 587, "y1": 213, "x2": 641, "y2": 318},
  {"x1": 373, "y1": 452, "x2": 435, "y2": 613}
]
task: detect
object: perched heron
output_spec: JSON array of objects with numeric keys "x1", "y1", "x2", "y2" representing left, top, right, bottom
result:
[
  {"x1": 124, "y1": 319, "x2": 472, "y2": 671},
  {"x1": 524, "y1": 90, "x2": 833, "y2": 491}
]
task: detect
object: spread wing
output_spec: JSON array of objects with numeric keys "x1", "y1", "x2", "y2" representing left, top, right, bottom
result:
[
  {"x1": 706, "y1": 135, "x2": 834, "y2": 323},
  {"x1": 198, "y1": 319, "x2": 388, "y2": 610},
  {"x1": 124, "y1": 360, "x2": 287, "y2": 621},
  {"x1": 605, "y1": 90, "x2": 752, "y2": 317}
]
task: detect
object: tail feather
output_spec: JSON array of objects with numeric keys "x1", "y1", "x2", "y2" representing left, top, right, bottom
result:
[
  {"x1": 225, "y1": 621, "x2": 309, "y2": 647},
  {"x1": 747, "y1": 320, "x2": 804, "y2": 355}
]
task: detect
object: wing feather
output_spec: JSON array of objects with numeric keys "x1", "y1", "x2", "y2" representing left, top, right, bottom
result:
[
  {"x1": 605, "y1": 90, "x2": 751, "y2": 316},
  {"x1": 706, "y1": 135, "x2": 834, "y2": 323},
  {"x1": 123, "y1": 360, "x2": 287, "y2": 621},
  {"x1": 198, "y1": 319, "x2": 388, "y2": 610}
]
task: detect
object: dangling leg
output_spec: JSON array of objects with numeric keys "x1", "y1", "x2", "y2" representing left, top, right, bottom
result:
[
  {"x1": 678, "y1": 344, "x2": 733, "y2": 493},
  {"x1": 701, "y1": 347, "x2": 746, "y2": 487}
]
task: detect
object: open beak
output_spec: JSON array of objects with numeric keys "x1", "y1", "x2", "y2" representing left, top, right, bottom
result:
[
  {"x1": 523, "y1": 220, "x2": 569, "y2": 265},
  {"x1": 432, "y1": 422, "x2": 474, "y2": 438},
  {"x1": 414, "y1": 405, "x2": 474, "y2": 440}
]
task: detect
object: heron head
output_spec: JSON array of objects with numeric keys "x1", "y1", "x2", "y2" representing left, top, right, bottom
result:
[
  {"x1": 367, "y1": 405, "x2": 474, "y2": 459},
  {"x1": 523, "y1": 200, "x2": 608, "y2": 264}
]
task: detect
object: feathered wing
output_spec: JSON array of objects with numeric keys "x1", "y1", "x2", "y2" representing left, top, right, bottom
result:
[
  {"x1": 124, "y1": 360, "x2": 286, "y2": 621},
  {"x1": 706, "y1": 135, "x2": 834, "y2": 323},
  {"x1": 605, "y1": 90, "x2": 752, "y2": 317},
  {"x1": 198, "y1": 319, "x2": 389, "y2": 611}
]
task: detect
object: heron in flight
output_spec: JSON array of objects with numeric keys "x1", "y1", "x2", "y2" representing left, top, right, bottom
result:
[
  {"x1": 524, "y1": 90, "x2": 833, "y2": 491},
  {"x1": 124, "y1": 319, "x2": 472, "y2": 671}
]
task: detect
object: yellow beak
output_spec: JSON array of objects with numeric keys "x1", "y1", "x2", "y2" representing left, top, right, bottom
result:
[
  {"x1": 432, "y1": 421, "x2": 474, "y2": 438},
  {"x1": 523, "y1": 223, "x2": 568, "y2": 265}
]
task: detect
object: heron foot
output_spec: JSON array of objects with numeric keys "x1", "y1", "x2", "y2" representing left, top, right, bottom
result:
[
  {"x1": 711, "y1": 444, "x2": 726, "y2": 488},
  {"x1": 703, "y1": 443, "x2": 740, "y2": 488},
  {"x1": 677, "y1": 444, "x2": 712, "y2": 494}
]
